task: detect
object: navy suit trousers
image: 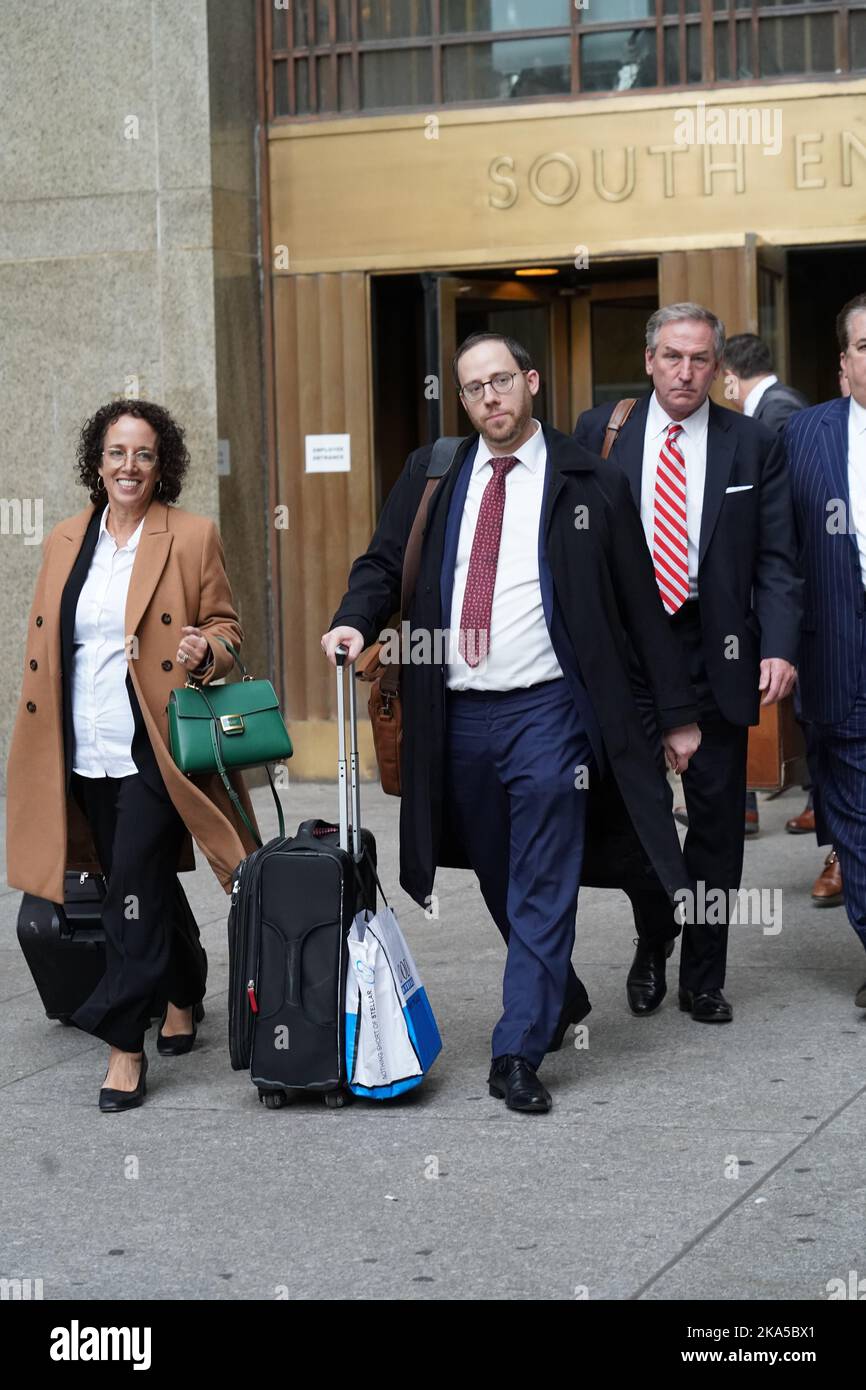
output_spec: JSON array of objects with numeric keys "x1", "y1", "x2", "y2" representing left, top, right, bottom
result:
[
  {"x1": 444, "y1": 677, "x2": 592, "y2": 1068},
  {"x1": 812, "y1": 636, "x2": 866, "y2": 953}
]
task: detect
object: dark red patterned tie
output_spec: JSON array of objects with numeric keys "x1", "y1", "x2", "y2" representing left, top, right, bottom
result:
[{"x1": 458, "y1": 455, "x2": 519, "y2": 667}]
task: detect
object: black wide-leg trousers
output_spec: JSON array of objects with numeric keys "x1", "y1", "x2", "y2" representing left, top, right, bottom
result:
[{"x1": 69, "y1": 771, "x2": 208, "y2": 1053}]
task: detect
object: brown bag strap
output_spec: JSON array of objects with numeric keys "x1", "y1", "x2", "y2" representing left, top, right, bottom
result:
[
  {"x1": 374, "y1": 476, "x2": 439, "y2": 697},
  {"x1": 370, "y1": 437, "x2": 466, "y2": 697},
  {"x1": 600, "y1": 397, "x2": 638, "y2": 460},
  {"x1": 400, "y1": 476, "x2": 440, "y2": 617}
]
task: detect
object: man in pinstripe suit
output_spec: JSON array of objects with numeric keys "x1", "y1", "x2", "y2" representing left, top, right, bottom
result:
[{"x1": 786, "y1": 292, "x2": 866, "y2": 1009}]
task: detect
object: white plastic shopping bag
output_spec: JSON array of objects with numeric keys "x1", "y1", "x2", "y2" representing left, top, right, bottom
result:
[{"x1": 345, "y1": 905, "x2": 442, "y2": 1099}]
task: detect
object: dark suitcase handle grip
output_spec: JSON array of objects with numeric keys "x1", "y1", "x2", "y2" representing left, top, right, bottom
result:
[{"x1": 285, "y1": 938, "x2": 301, "y2": 1009}]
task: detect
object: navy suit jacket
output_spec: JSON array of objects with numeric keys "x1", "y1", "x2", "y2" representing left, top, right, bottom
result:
[
  {"x1": 439, "y1": 438, "x2": 605, "y2": 772},
  {"x1": 785, "y1": 396, "x2": 866, "y2": 724}
]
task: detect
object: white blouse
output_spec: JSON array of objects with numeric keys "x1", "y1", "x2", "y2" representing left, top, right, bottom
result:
[{"x1": 71, "y1": 507, "x2": 145, "y2": 778}]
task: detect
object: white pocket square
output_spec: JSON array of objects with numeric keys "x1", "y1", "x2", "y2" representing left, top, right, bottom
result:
[{"x1": 725, "y1": 484, "x2": 754, "y2": 493}]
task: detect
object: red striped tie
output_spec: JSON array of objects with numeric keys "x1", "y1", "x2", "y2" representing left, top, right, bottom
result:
[{"x1": 653, "y1": 422, "x2": 689, "y2": 615}]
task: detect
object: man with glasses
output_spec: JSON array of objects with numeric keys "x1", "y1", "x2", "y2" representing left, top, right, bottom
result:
[{"x1": 322, "y1": 333, "x2": 700, "y2": 1113}]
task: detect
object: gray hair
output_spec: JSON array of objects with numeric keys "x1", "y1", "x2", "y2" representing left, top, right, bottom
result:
[{"x1": 646, "y1": 303, "x2": 726, "y2": 362}]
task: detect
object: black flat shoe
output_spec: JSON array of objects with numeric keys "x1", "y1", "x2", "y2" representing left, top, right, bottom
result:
[
  {"x1": 99, "y1": 1052, "x2": 148, "y2": 1112},
  {"x1": 678, "y1": 987, "x2": 733, "y2": 1023},
  {"x1": 157, "y1": 1001, "x2": 205, "y2": 1056},
  {"x1": 488, "y1": 1055, "x2": 551, "y2": 1113},
  {"x1": 547, "y1": 988, "x2": 592, "y2": 1052},
  {"x1": 627, "y1": 937, "x2": 676, "y2": 1016}
]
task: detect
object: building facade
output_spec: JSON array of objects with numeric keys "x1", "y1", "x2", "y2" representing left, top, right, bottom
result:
[
  {"x1": 0, "y1": 0, "x2": 268, "y2": 794},
  {"x1": 261, "y1": 0, "x2": 866, "y2": 777}
]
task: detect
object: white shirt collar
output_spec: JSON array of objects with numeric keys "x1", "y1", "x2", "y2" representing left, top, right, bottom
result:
[
  {"x1": 743, "y1": 374, "x2": 778, "y2": 418},
  {"x1": 647, "y1": 390, "x2": 710, "y2": 443},
  {"x1": 98, "y1": 505, "x2": 145, "y2": 552},
  {"x1": 474, "y1": 418, "x2": 545, "y2": 474},
  {"x1": 850, "y1": 395, "x2": 866, "y2": 435}
]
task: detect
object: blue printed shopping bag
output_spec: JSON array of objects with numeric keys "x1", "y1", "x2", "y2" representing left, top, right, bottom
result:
[{"x1": 345, "y1": 906, "x2": 442, "y2": 1099}]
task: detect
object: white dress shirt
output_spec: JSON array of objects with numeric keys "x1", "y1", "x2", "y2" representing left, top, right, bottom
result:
[
  {"x1": 446, "y1": 419, "x2": 564, "y2": 691},
  {"x1": 743, "y1": 374, "x2": 778, "y2": 418},
  {"x1": 640, "y1": 391, "x2": 710, "y2": 599},
  {"x1": 71, "y1": 507, "x2": 145, "y2": 778},
  {"x1": 847, "y1": 394, "x2": 866, "y2": 588}
]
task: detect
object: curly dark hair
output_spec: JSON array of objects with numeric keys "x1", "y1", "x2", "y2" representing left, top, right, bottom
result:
[{"x1": 76, "y1": 399, "x2": 190, "y2": 504}]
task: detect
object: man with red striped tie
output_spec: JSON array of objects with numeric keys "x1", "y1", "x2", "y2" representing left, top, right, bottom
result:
[{"x1": 575, "y1": 303, "x2": 801, "y2": 1023}]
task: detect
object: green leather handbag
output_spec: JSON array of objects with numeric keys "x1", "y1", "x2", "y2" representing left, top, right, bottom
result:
[{"x1": 167, "y1": 636, "x2": 292, "y2": 846}]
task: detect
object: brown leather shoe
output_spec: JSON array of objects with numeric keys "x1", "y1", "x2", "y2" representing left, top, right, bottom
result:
[
  {"x1": 786, "y1": 805, "x2": 816, "y2": 834},
  {"x1": 811, "y1": 850, "x2": 843, "y2": 907}
]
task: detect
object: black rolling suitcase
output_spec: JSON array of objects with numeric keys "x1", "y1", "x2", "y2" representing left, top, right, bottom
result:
[
  {"x1": 16, "y1": 872, "x2": 107, "y2": 1024},
  {"x1": 228, "y1": 646, "x2": 377, "y2": 1109}
]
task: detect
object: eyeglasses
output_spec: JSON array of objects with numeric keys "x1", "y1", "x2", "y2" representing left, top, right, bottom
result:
[
  {"x1": 459, "y1": 371, "x2": 527, "y2": 404},
  {"x1": 103, "y1": 447, "x2": 159, "y2": 469}
]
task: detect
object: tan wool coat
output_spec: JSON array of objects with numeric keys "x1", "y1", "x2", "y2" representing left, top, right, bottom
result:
[{"x1": 6, "y1": 499, "x2": 260, "y2": 902}]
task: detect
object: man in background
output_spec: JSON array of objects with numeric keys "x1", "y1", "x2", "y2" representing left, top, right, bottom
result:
[
  {"x1": 721, "y1": 333, "x2": 810, "y2": 838},
  {"x1": 723, "y1": 334, "x2": 809, "y2": 433}
]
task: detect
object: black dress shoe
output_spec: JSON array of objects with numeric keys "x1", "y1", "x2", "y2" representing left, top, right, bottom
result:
[
  {"x1": 626, "y1": 937, "x2": 676, "y2": 1016},
  {"x1": 547, "y1": 988, "x2": 592, "y2": 1052},
  {"x1": 488, "y1": 1055, "x2": 551, "y2": 1113},
  {"x1": 678, "y1": 987, "x2": 733, "y2": 1023},
  {"x1": 157, "y1": 1001, "x2": 205, "y2": 1056},
  {"x1": 99, "y1": 1052, "x2": 148, "y2": 1112}
]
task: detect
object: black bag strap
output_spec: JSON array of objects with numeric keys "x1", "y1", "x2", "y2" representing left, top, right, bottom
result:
[{"x1": 428, "y1": 434, "x2": 466, "y2": 479}]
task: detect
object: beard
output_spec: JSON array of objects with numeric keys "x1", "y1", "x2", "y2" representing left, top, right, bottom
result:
[{"x1": 476, "y1": 396, "x2": 532, "y2": 450}]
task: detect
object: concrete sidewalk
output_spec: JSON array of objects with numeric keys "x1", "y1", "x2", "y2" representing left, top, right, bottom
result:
[{"x1": 1, "y1": 781, "x2": 865, "y2": 1301}]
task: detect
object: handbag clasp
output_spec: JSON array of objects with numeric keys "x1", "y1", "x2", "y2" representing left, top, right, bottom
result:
[{"x1": 219, "y1": 714, "x2": 245, "y2": 735}]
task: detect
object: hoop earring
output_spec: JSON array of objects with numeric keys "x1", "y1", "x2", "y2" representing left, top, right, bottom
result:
[
  {"x1": 156, "y1": 479, "x2": 163, "y2": 496},
  {"x1": 96, "y1": 476, "x2": 105, "y2": 490}
]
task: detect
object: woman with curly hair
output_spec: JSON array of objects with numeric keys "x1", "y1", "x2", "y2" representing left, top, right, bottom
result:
[{"x1": 6, "y1": 400, "x2": 260, "y2": 1111}]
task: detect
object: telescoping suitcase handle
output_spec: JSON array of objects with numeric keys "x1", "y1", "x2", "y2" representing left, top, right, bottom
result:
[{"x1": 335, "y1": 645, "x2": 362, "y2": 861}]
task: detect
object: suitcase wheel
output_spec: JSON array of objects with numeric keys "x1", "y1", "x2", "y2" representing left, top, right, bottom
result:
[
  {"x1": 325, "y1": 1089, "x2": 353, "y2": 1109},
  {"x1": 259, "y1": 1089, "x2": 288, "y2": 1109}
]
